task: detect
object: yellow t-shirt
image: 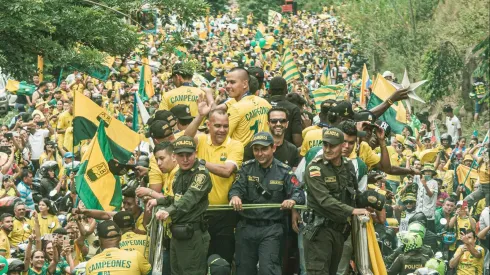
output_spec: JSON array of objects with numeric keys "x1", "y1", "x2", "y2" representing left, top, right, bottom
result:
[
  {"x1": 386, "y1": 146, "x2": 401, "y2": 182},
  {"x1": 8, "y1": 217, "x2": 34, "y2": 247},
  {"x1": 119, "y1": 231, "x2": 149, "y2": 259},
  {"x1": 57, "y1": 111, "x2": 73, "y2": 148},
  {"x1": 300, "y1": 129, "x2": 322, "y2": 157},
  {"x1": 70, "y1": 83, "x2": 85, "y2": 94},
  {"x1": 63, "y1": 127, "x2": 75, "y2": 152},
  {"x1": 0, "y1": 188, "x2": 17, "y2": 197},
  {"x1": 149, "y1": 156, "x2": 177, "y2": 197},
  {"x1": 85, "y1": 247, "x2": 151, "y2": 275},
  {"x1": 0, "y1": 229, "x2": 11, "y2": 258},
  {"x1": 158, "y1": 86, "x2": 205, "y2": 117},
  {"x1": 135, "y1": 213, "x2": 146, "y2": 233},
  {"x1": 227, "y1": 95, "x2": 272, "y2": 146},
  {"x1": 478, "y1": 162, "x2": 489, "y2": 184},
  {"x1": 197, "y1": 135, "x2": 244, "y2": 204},
  {"x1": 302, "y1": 125, "x2": 321, "y2": 139},
  {"x1": 37, "y1": 214, "x2": 61, "y2": 236},
  {"x1": 349, "y1": 142, "x2": 381, "y2": 171},
  {"x1": 454, "y1": 244, "x2": 485, "y2": 275}
]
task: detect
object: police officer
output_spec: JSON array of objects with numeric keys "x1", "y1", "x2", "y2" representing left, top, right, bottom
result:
[
  {"x1": 387, "y1": 232, "x2": 430, "y2": 275},
  {"x1": 228, "y1": 132, "x2": 305, "y2": 275},
  {"x1": 85, "y1": 220, "x2": 151, "y2": 275},
  {"x1": 148, "y1": 135, "x2": 212, "y2": 275},
  {"x1": 303, "y1": 128, "x2": 370, "y2": 275}
]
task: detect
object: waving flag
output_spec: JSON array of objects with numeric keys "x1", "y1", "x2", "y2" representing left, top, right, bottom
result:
[
  {"x1": 320, "y1": 60, "x2": 331, "y2": 85},
  {"x1": 138, "y1": 57, "x2": 155, "y2": 100},
  {"x1": 73, "y1": 91, "x2": 141, "y2": 163},
  {"x1": 367, "y1": 74, "x2": 408, "y2": 134},
  {"x1": 360, "y1": 64, "x2": 371, "y2": 108},
  {"x1": 312, "y1": 85, "x2": 346, "y2": 112},
  {"x1": 281, "y1": 48, "x2": 301, "y2": 83},
  {"x1": 5, "y1": 80, "x2": 36, "y2": 96},
  {"x1": 75, "y1": 122, "x2": 122, "y2": 211}
]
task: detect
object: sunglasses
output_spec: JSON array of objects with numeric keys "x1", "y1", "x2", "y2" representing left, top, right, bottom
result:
[{"x1": 269, "y1": 119, "x2": 287, "y2": 124}]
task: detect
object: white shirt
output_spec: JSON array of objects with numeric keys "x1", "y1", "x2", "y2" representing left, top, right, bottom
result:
[
  {"x1": 415, "y1": 176, "x2": 438, "y2": 220},
  {"x1": 445, "y1": 115, "x2": 461, "y2": 145},
  {"x1": 28, "y1": 129, "x2": 50, "y2": 160},
  {"x1": 479, "y1": 207, "x2": 489, "y2": 236}
]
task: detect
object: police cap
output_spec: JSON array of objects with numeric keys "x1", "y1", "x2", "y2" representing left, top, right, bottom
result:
[
  {"x1": 173, "y1": 136, "x2": 197, "y2": 154},
  {"x1": 322, "y1": 128, "x2": 344, "y2": 146},
  {"x1": 250, "y1": 132, "x2": 274, "y2": 147}
]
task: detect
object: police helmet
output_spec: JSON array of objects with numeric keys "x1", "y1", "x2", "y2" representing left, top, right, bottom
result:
[
  {"x1": 425, "y1": 258, "x2": 445, "y2": 275},
  {"x1": 7, "y1": 258, "x2": 24, "y2": 272},
  {"x1": 408, "y1": 212, "x2": 427, "y2": 227},
  {"x1": 136, "y1": 155, "x2": 150, "y2": 168},
  {"x1": 400, "y1": 232, "x2": 423, "y2": 253},
  {"x1": 39, "y1": 161, "x2": 59, "y2": 178},
  {"x1": 408, "y1": 221, "x2": 426, "y2": 239}
]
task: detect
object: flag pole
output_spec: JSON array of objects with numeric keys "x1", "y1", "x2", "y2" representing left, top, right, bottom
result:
[{"x1": 461, "y1": 130, "x2": 489, "y2": 187}]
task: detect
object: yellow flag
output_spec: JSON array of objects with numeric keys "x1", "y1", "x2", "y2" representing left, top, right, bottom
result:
[
  {"x1": 360, "y1": 64, "x2": 369, "y2": 108},
  {"x1": 141, "y1": 57, "x2": 155, "y2": 98},
  {"x1": 367, "y1": 218, "x2": 388, "y2": 275},
  {"x1": 37, "y1": 55, "x2": 44, "y2": 82}
]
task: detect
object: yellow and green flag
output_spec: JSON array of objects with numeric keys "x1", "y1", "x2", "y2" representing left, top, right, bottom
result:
[
  {"x1": 5, "y1": 80, "x2": 36, "y2": 96},
  {"x1": 367, "y1": 74, "x2": 408, "y2": 134},
  {"x1": 73, "y1": 91, "x2": 141, "y2": 163},
  {"x1": 75, "y1": 122, "x2": 122, "y2": 211},
  {"x1": 37, "y1": 55, "x2": 44, "y2": 82},
  {"x1": 311, "y1": 84, "x2": 346, "y2": 112},
  {"x1": 138, "y1": 57, "x2": 155, "y2": 100},
  {"x1": 455, "y1": 164, "x2": 479, "y2": 196},
  {"x1": 281, "y1": 48, "x2": 301, "y2": 83}
]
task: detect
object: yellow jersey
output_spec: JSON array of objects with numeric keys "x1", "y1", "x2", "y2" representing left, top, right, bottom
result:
[
  {"x1": 0, "y1": 229, "x2": 11, "y2": 258},
  {"x1": 302, "y1": 125, "x2": 321, "y2": 139},
  {"x1": 9, "y1": 217, "x2": 34, "y2": 247},
  {"x1": 454, "y1": 244, "x2": 485, "y2": 275},
  {"x1": 119, "y1": 231, "x2": 149, "y2": 259},
  {"x1": 149, "y1": 156, "x2": 177, "y2": 197},
  {"x1": 37, "y1": 214, "x2": 61, "y2": 236},
  {"x1": 478, "y1": 162, "x2": 489, "y2": 184},
  {"x1": 349, "y1": 142, "x2": 381, "y2": 171},
  {"x1": 57, "y1": 111, "x2": 73, "y2": 148},
  {"x1": 196, "y1": 135, "x2": 244, "y2": 204},
  {"x1": 227, "y1": 95, "x2": 272, "y2": 146},
  {"x1": 386, "y1": 146, "x2": 401, "y2": 182},
  {"x1": 159, "y1": 86, "x2": 204, "y2": 117},
  {"x1": 135, "y1": 213, "x2": 146, "y2": 233},
  {"x1": 70, "y1": 83, "x2": 85, "y2": 94},
  {"x1": 300, "y1": 129, "x2": 322, "y2": 157},
  {"x1": 85, "y1": 247, "x2": 151, "y2": 275}
]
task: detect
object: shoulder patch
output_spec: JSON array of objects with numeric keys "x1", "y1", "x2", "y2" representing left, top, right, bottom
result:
[
  {"x1": 308, "y1": 165, "x2": 321, "y2": 171},
  {"x1": 198, "y1": 165, "x2": 206, "y2": 171},
  {"x1": 311, "y1": 156, "x2": 322, "y2": 163},
  {"x1": 279, "y1": 162, "x2": 291, "y2": 169},
  {"x1": 243, "y1": 159, "x2": 256, "y2": 166},
  {"x1": 191, "y1": 173, "x2": 208, "y2": 190}
]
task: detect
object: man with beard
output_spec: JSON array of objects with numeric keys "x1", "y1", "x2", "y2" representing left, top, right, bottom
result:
[
  {"x1": 0, "y1": 213, "x2": 13, "y2": 258},
  {"x1": 183, "y1": 97, "x2": 244, "y2": 265},
  {"x1": 243, "y1": 107, "x2": 300, "y2": 168}
]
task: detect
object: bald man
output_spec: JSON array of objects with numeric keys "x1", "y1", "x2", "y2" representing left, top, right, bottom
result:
[{"x1": 225, "y1": 68, "x2": 272, "y2": 146}]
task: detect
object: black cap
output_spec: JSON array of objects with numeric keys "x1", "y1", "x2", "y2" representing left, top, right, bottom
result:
[
  {"x1": 321, "y1": 99, "x2": 337, "y2": 114},
  {"x1": 147, "y1": 110, "x2": 176, "y2": 126},
  {"x1": 248, "y1": 67, "x2": 264, "y2": 82},
  {"x1": 171, "y1": 104, "x2": 193, "y2": 120},
  {"x1": 354, "y1": 110, "x2": 376, "y2": 124},
  {"x1": 113, "y1": 211, "x2": 135, "y2": 229},
  {"x1": 53, "y1": 228, "x2": 68, "y2": 235},
  {"x1": 250, "y1": 132, "x2": 274, "y2": 147},
  {"x1": 173, "y1": 136, "x2": 197, "y2": 154},
  {"x1": 269, "y1": 76, "x2": 287, "y2": 92},
  {"x1": 322, "y1": 128, "x2": 344, "y2": 146},
  {"x1": 443, "y1": 105, "x2": 453, "y2": 113},
  {"x1": 208, "y1": 254, "x2": 231, "y2": 275},
  {"x1": 358, "y1": 190, "x2": 386, "y2": 211},
  {"x1": 97, "y1": 220, "x2": 121, "y2": 238},
  {"x1": 329, "y1": 101, "x2": 354, "y2": 119},
  {"x1": 375, "y1": 120, "x2": 392, "y2": 138},
  {"x1": 147, "y1": 120, "x2": 173, "y2": 139}
]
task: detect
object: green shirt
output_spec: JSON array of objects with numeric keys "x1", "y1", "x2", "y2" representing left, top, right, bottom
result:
[{"x1": 28, "y1": 266, "x2": 48, "y2": 275}]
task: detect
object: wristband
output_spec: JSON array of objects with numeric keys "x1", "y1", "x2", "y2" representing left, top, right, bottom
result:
[{"x1": 387, "y1": 99, "x2": 394, "y2": 105}]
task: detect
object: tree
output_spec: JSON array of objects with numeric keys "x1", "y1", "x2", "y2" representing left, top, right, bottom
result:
[
  {"x1": 236, "y1": 0, "x2": 283, "y2": 23},
  {"x1": 0, "y1": 0, "x2": 208, "y2": 81}
]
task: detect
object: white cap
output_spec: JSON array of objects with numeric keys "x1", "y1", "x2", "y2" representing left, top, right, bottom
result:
[{"x1": 382, "y1": 71, "x2": 394, "y2": 78}]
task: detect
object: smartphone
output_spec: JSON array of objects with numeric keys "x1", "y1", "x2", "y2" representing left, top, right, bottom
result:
[
  {"x1": 36, "y1": 121, "x2": 44, "y2": 127},
  {"x1": 63, "y1": 235, "x2": 70, "y2": 247},
  {"x1": 4, "y1": 132, "x2": 13, "y2": 140}
]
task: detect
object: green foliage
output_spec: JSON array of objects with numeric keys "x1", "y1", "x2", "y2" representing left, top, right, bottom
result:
[
  {"x1": 206, "y1": 0, "x2": 229, "y2": 13},
  {"x1": 472, "y1": 36, "x2": 490, "y2": 80},
  {"x1": 236, "y1": 0, "x2": 283, "y2": 23},
  {"x1": 420, "y1": 42, "x2": 463, "y2": 100}
]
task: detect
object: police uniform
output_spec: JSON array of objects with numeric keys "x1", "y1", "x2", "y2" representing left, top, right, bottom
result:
[
  {"x1": 228, "y1": 132, "x2": 305, "y2": 275},
  {"x1": 85, "y1": 221, "x2": 151, "y2": 275},
  {"x1": 156, "y1": 136, "x2": 212, "y2": 275},
  {"x1": 303, "y1": 128, "x2": 358, "y2": 275}
]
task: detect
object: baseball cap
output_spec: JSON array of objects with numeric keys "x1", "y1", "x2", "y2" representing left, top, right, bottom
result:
[
  {"x1": 329, "y1": 101, "x2": 354, "y2": 119},
  {"x1": 269, "y1": 76, "x2": 287, "y2": 92},
  {"x1": 147, "y1": 120, "x2": 174, "y2": 139},
  {"x1": 322, "y1": 128, "x2": 344, "y2": 146},
  {"x1": 208, "y1": 254, "x2": 231, "y2": 275},
  {"x1": 320, "y1": 99, "x2": 336, "y2": 114},
  {"x1": 147, "y1": 110, "x2": 176, "y2": 126},
  {"x1": 353, "y1": 110, "x2": 376, "y2": 125},
  {"x1": 250, "y1": 132, "x2": 274, "y2": 147},
  {"x1": 382, "y1": 71, "x2": 394, "y2": 78},
  {"x1": 170, "y1": 104, "x2": 193, "y2": 120},
  {"x1": 63, "y1": 152, "x2": 75, "y2": 159},
  {"x1": 375, "y1": 120, "x2": 392, "y2": 138},
  {"x1": 113, "y1": 211, "x2": 135, "y2": 229},
  {"x1": 358, "y1": 189, "x2": 386, "y2": 211},
  {"x1": 97, "y1": 220, "x2": 121, "y2": 238},
  {"x1": 173, "y1": 136, "x2": 197, "y2": 154},
  {"x1": 248, "y1": 67, "x2": 264, "y2": 82}
]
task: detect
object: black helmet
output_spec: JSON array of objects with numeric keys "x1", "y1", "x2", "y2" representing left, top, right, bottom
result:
[
  {"x1": 39, "y1": 161, "x2": 59, "y2": 178},
  {"x1": 440, "y1": 133, "x2": 452, "y2": 144},
  {"x1": 408, "y1": 212, "x2": 427, "y2": 227},
  {"x1": 136, "y1": 156, "x2": 150, "y2": 168},
  {"x1": 7, "y1": 258, "x2": 24, "y2": 272}
]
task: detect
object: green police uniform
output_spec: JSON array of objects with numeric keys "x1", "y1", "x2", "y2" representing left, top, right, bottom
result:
[
  {"x1": 303, "y1": 128, "x2": 359, "y2": 275},
  {"x1": 228, "y1": 132, "x2": 305, "y2": 275},
  {"x1": 156, "y1": 136, "x2": 212, "y2": 275}
]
